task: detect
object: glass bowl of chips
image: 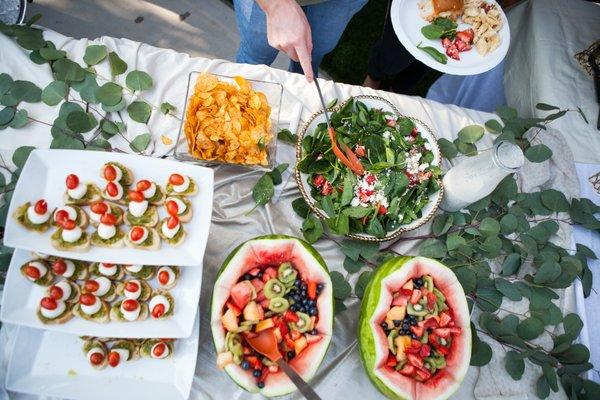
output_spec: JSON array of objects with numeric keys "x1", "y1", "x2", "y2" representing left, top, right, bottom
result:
[{"x1": 175, "y1": 71, "x2": 283, "y2": 171}]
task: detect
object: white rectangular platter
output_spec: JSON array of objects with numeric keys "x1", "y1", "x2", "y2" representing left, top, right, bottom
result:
[
  {"x1": 4, "y1": 149, "x2": 214, "y2": 266},
  {"x1": 1, "y1": 249, "x2": 203, "y2": 338},
  {"x1": 5, "y1": 313, "x2": 199, "y2": 400}
]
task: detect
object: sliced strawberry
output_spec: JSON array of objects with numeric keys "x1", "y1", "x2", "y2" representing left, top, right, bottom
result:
[
  {"x1": 409, "y1": 289, "x2": 422, "y2": 304},
  {"x1": 456, "y1": 28, "x2": 474, "y2": 44},
  {"x1": 407, "y1": 353, "x2": 424, "y2": 369},
  {"x1": 399, "y1": 288, "x2": 413, "y2": 296},
  {"x1": 446, "y1": 44, "x2": 460, "y2": 60},
  {"x1": 399, "y1": 364, "x2": 416, "y2": 376},
  {"x1": 392, "y1": 294, "x2": 409, "y2": 307},
  {"x1": 307, "y1": 281, "x2": 317, "y2": 300},
  {"x1": 278, "y1": 320, "x2": 289, "y2": 338},
  {"x1": 441, "y1": 37, "x2": 452, "y2": 48},
  {"x1": 426, "y1": 292, "x2": 437, "y2": 310},
  {"x1": 284, "y1": 311, "x2": 299, "y2": 323},
  {"x1": 454, "y1": 38, "x2": 472, "y2": 52},
  {"x1": 226, "y1": 301, "x2": 242, "y2": 317},
  {"x1": 419, "y1": 344, "x2": 431, "y2": 358},
  {"x1": 411, "y1": 324, "x2": 425, "y2": 337},
  {"x1": 421, "y1": 316, "x2": 439, "y2": 329},
  {"x1": 433, "y1": 327, "x2": 451, "y2": 338},
  {"x1": 415, "y1": 367, "x2": 431, "y2": 381},
  {"x1": 386, "y1": 354, "x2": 398, "y2": 367},
  {"x1": 439, "y1": 311, "x2": 452, "y2": 327}
]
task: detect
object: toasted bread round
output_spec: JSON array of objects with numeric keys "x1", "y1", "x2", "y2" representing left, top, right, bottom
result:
[
  {"x1": 82, "y1": 340, "x2": 109, "y2": 370},
  {"x1": 109, "y1": 301, "x2": 149, "y2": 322},
  {"x1": 156, "y1": 266, "x2": 180, "y2": 290},
  {"x1": 125, "y1": 206, "x2": 158, "y2": 227},
  {"x1": 116, "y1": 279, "x2": 152, "y2": 302},
  {"x1": 64, "y1": 183, "x2": 102, "y2": 206},
  {"x1": 91, "y1": 230, "x2": 125, "y2": 248},
  {"x1": 51, "y1": 230, "x2": 91, "y2": 252},
  {"x1": 73, "y1": 301, "x2": 110, "y2": 323},
  {"x1": 124, "y1": 228, "x2": 161, "y2": 250},
  {"x1": 36, "y1": 304, "x2": 73, "y2": 324}
]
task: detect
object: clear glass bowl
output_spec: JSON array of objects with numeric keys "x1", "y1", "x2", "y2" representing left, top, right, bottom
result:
[{"x1": 174, "y1": 71, "x2": 282, "y2": 172}]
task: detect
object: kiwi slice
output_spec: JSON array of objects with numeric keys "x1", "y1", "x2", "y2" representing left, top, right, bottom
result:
[
  {"x1": 387, "y1": 329, "x2": 399, "y2": 355},
  {"x1": 264, "y1": 278, "x2": 286, "y2": 299},
  {"x1": 407, "y1": 303, "x2": 428, "y2": 317},
  {"x1": 290, "y1": 312, "x2": 311, "y2": 333},
  {"x1": 423, "y1": 275, "x2": 434, "y2": 292},
  {"x1": 268, "y1": 297, "x2": 290, "y2": 313},
  {"x1": 226, "y1": 332, "x2": 244, "y2": 363},
  {"x1": 277, "y1": 262, "x2": 297, "y2": 285}
]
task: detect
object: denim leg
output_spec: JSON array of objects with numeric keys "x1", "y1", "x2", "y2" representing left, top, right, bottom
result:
[
  {"x1": 289, "y1": 0, "x2": 369, "y2": 76},
  {"x1": 233, "y1": 0, "x2": 279, "y2": 66}
]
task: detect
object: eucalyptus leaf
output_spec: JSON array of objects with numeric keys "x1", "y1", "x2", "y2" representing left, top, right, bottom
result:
[
  {"x1": 330, "y1": 271, "x2": 351, "y2": 300},
  {"x1": 160, "y1": 102, "x2": 176, "y2": 115},
  {"x1": 66, "y1": 111, "x2": 97, "y2": 133},
  {"x1": 108, "y1": 52, "x2": 127, "y2": 76},
  {"x1": 505, "y1": 350, "x2": 525, "y2": 380},
  {"x1": 41, "y1": 81, "x2": 68, "y2": 106},
  {"x1": 0, "y1": 73, "x2": 12, "y2": 96},
  {"x1": 457, "y1": 125, "x2": 484, "y2": 144},
  {"x1": 52, "y1": 58, "x2": 85, "y2": 82},
  {"x1": 354, "y1": 271, "x2": 373, "y2": 299},
  {"x1": 127, "y1": 101, "x2": 152, "y2": 123},
  {"x1": 501, "y1": 253, "x2": 522, "y2": 276},
  {"x1": 525, "y1": 144, "x2": 552, "y2": 163},
  {"x1": 12, "y1": 146, "x2": 35, "y2": 168},
  {"x1": 10, "y1": 80, "x2": 41, "y2": 103},
  {"x1": 96, "y1": 82, "x2": 122, "y2": 106},
  {"x1": 291, "y1": 197, "x2": 310, "y2": 219},
  {"x1": 419, "y1": 238, "x2": 447, "y2": 258},
  {"x1": 517, "y1": 317, "x2": 545, "y2": 340},
  {"x1": 126, "y1": 70, "x2": 153, "y2": 91},
  {"x1": 39, "y1": 47, "x2": 66, "y2": 61},
  {"x1": 0, "y1": 107, "x2": 15, "y2": 125},
  {"x1": 495, "y1": 278, "x2": 522, "y2": 301},
  {"x1": 129, "y1": 133, "x2": 151, "y2": 153},
  {"x1": 485, "y1": 119, "x2": 503, "y2": 134},
  {"x1": 83, "y1": 44, "x2": 108, "y2": 66},
  {"x1": 9, "y1": 109, "x2": 28, "y2": 128}
]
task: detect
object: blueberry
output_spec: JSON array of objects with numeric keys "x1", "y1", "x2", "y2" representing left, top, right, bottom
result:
[
  {"x1": 293, "y1": 294, "x2": 301, "y2": 302},
  {"x1": 402, "y1": 322, "x2": 410, "y2": 330},
  {"x1": 294, "y1": 279, "x2": 302, "y2": 287},
  {"x1": 301, "y1": 289, "x2": 307, "y2": 297},
  {"x1": 241, "y1": 360, "x2": 250, "y2": 370},
  {"x1": 257, "y1": 271, "x2": 263, "y2": 279},
  {"x1": 303, "y1": 299, "x2": 309, "y2": 306},
  {"x1": 411, "y1": 333, "x2": 418, "y2": 339},
  {"x1": 413, "y1": 277, "x2": 424, "y2": 288},
  {"x1": 243, "y1": 273, "x2": 253, "y2": 281},
  {"x1": 410, "y1": 319, "x2": 417, "y2": 326},
  {"x1": 253, "y1": 369, "x2": 262, "y2": 378},
  {"x1": 290, "y1": 304, "x2": 298, "y2": 311},
  {"x1": 309, "y1": 300, "x2": 316, "y2": 307},
  {"x1": 310, "y1": 329, "x2": 318, "y2": 335},
  {"x1": 301, "y1": 282, "x2": 307, "y2": 291},
  {"x1": 299, "y1": 306, "x2": 307, "y2": 313},
  {"x1": 309, "y1": 307, "x2": 317, "y2": 316},
  {"x1": 317, "y1": 283, "x2": 324, "y2": 291},
  {"x1": 257, "y1": 382, "x2": 265, "y2": 389},
  {"x1": 393, "y1": 320, "x2": 401, "y2": 327},
  {"x1": 287, "y1": 350, "x2": 295, "y2": 360},
  {"x1": 381, "y1": 322, "x2": 388, "y2": 329}
]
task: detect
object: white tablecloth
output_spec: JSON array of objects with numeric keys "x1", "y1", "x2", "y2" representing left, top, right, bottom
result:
[{"x1": 0, "y1": 28, "x2": 581, "y2": 399}]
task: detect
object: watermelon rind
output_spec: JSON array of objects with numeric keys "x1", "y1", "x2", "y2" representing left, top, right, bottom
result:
[
  {"x1": 211, "y1": 235, "x2": 333, "y2": 397},
  {"x1": 358, "y1": 256, "x2": 471, "y2": 400}
]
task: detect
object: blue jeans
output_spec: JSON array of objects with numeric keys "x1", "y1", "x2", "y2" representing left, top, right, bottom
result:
[{"x1": 234, "y1": 0, "x2": 368, "y2": 76}]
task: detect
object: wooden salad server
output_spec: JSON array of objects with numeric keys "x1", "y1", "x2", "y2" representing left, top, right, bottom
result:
[{"x1": 246, "y1": 328, "x2": 322, "y2": 400}]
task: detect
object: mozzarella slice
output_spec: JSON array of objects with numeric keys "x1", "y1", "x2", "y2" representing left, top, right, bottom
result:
[
  {"x1": 62, "y1": 226, "x2": 82, "y2": 243},
  {"x1": 98, "y1": 263, "x2": 118, "y2": 277},
  {"x1": 41, "y1": 300, "x2": 66, "y2": 319},
  {"x1": 54, "y1": 281, "x2": 72, "y2": 301},
  {"x1": 26, "y1": 261, "x2": 48, "y2": 281},
  {"x1": 161, "y1": 220, "x2": 180, "y2": 239},
  {"x1": 120, "y1": 301, "x2": 141, "y2": 321},
  {"x1": 166, "y1": 197, "x2": 187, "y2": 214},
  {"x1": 128, "y1": 200, "x2": 148, "y2": 217},
  {"x1": 157, "y1": 267, "x2": 176, "y2": 288},
  {"x1": 93, "y1": 277, "x2": 112, "y2": 297},
  {"x1": 112, "y1": 348, "x2": 130, "y2": 362},
  {"x1": 123, "y1": 280, "x2": 142, "y2": 299},
  {"x1": 149, "y1": 294, "x2": 171, "y2": 315},
  {"x1": 97, "y1": 223, "x2": 116, "y2": 240},
  {"x1": 68, "y1": 183, "x2": 88, "y2": 200},
  {"x1": 60, "y1": 260, "x2": 76, "y2": 278},
  {"x1": 141, "y1": 182, "x2": 157, "y2": 199},
  {"x1": 125, "y1": 265, "x2": 143, "y2": 273},
  {"x1": 53, "y1": 206, "x2": 77, "y2": 223},
  {"x1": 27, "y1": 206, "x2": 50, "y2": 224},
  {"x1": 81, "y1": 298, "x2": 101, "y2": 315}
]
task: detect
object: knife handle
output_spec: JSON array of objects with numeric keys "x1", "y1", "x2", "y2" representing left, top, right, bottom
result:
[{"x1": 275, "y1": 358, "x2": 322, "y2": 400}]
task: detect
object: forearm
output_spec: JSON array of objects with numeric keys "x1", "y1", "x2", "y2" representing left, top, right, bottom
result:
[{"x1": 255, "y1": 0, "x2": 292, "y2": 15}]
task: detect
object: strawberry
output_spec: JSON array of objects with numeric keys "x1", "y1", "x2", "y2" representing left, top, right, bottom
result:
[
  {"x1": 407, "y1": 353, "x2": 424, "y2": 369},
  {"x1": 386, "y1": 354, "x2": 397, "y2": 367},
  {"x1": 399, "y1": 364, "x2": 416, "y2": 376},
  {"x1": 365, "y1": 174, "x2": 376, "y2": 185},
  {"x1": 321, "y1": 181, "x2": 333, "y2": 195},
  {"x1": 313, "y1": 175, "x2": 325, "y2": 188},
  {"x1": 419, "y1": 344, "x2": 431, "y2": 358},
  {"x1": 456, "y1": 29, "x2": 474, "y2": 44},
  {"x1": 446, "y1": 44, "x2": 460, "y2": 60},
  {"x1": 454, "y1": 38, "x2": 472, "y2": 52},
  {"x1": 441, "y1": 37, "x2": 452, "y2": 48},
  {"x1": 439, "y1": 311, "x2": 452, "y2": 327},
  {"x1": 378, "y1": 205, "x2": 388, "y2": 215},
  {"x1": 355, "y1": 145, "x2": 366, "y2": 157}
]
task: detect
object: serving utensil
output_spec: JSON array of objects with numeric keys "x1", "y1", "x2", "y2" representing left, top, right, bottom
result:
[
  {"x1": 246, "y1": 329, "x2": 321, "y2": 400},
  {"x1": 588, "y1": 48, "x2": 600, "y2": 130}
]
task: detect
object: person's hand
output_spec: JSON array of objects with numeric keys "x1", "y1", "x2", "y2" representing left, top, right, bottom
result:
[{"x1": 257, "y1": 0, "x2": 314, "y2": 82}]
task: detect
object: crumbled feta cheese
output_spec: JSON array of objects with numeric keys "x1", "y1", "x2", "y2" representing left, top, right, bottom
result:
[
  {"x1": 424, "y1": 142, "x2": 431, "y2": 150},
  {"x1": 350, "y1": 173, "x2": 390, "y2": 209},
  {"x1": 418, "y1": 163, "x2": 429, "y2": 172},
  {"x1": 405, "y1": 150, "x2": 422, "y2": 175}
]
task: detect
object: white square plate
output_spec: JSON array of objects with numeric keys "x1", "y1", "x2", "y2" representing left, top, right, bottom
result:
[
  {"x1": 4, "y1": 149, "x2": 214, "y2": 266},
  {"x1": 5, "y1": 313, "x2": 199, "y2": 400},
  {"x1": 1, "y1": 249, "x2": 203, "y2": 338}
]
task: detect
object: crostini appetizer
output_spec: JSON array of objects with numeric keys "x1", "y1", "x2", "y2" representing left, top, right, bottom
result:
[
  {"x1": 102, "y1": 180, "x2": 126, "y2": 204},
  {"x1": 124, "y1": 226, "x2": 160, "y2": 250},
  {"x1": 135, "y1": 179, "x2": 165, "y2": 205},
  {"x1": 52, "y1": 204, "x2": 89, "y2": 229},
  {"x1": 156, "y1": 266, "x2": 180, "y2": 290},
  {"x1": 102, "y1": 162, "x2": 133, "y2": 186},
  {"x1": 20, "y1": 260, "x2": 53, "y2": 286},
  {"x1": 37, "y1": 296, "x2": 73, "y2": 324},
  {"x1": 140, "y1": 339, "x2": 174, "y2": 359},
  {"x1": 91, "y1": 213, "x2": 125, "y2": 248},
  {"x1": 64, "y1": 174, "x2": 101, "y2": 205},
  {"x1": 116, "y1": 279, "x2": 152, "y2": 302},
  {"x1": 125, "y1": 190, "x2": 158, "y2": 227},
  {"x1": 148, "y1": 290, "x2": 175, "y2": 320},
  {"x1": 110, "y1": 298, "x2": 149, "y2": 322},
  {"x1": 73, "y1": 293, "x2": 110, "y2": 323},
  {"x1": 52, "y1": 258, "x2": 89, "y2": 280},
  {"x1": 48, "y1": 279, "x2": 80, "y2": 303},
  {"x1": 123, "y1": 264, "x2": 155, "y2": 280},
  {"x1": 89, "y1": 262, "x2": 125, "y2": 280},
  {"x1": 158, "y1": 215, "x2": 186, "y2": 246},
  {"x1": 164, "y1": 196, "x2": 192, "y2": 223},
  {"x1": 14, "y1": 199, "x2": 52, "y2": 232},
  {"x1": 165, "y1": 173, "x2": 197, "y2": 196},
  {"x1": 88, "y1": 201, "x2": 123, "y2": 227},
  {"x1": 83, "y1": 339, "x2": 109, "y2": 370},
  {"x1": 51, "y1": 218, "x2": 91, "y2": 251},
  {"x1": 83, "y1": 276, "x2": 117, "y2": 302},
  {"x1": 108, "y1": 339, "x2": 139, "y2": 367}
]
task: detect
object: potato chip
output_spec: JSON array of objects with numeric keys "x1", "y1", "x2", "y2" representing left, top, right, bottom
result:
[{"x1": 183, "y1": 73, "x2": 272, "y2": 166}]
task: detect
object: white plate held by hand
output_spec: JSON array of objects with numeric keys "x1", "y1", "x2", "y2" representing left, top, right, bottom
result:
[
  {"x1": 391, "y1": 0, "x2": 510, "y2": 75},
  {"x1": 4, "y1": 149, "x2": 214, "y2": 266},
  {"x1": 1, "y1": 249, "x2": 203, "y2": 338},
  {"x1": 5, "y1": 312, "x2": 199, "y2": 400}
]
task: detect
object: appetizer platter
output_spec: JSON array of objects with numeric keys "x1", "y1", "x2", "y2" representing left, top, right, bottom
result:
[
  {"x1": 5, "y1": 314, "x2": 199, "y2": 400},
  {"x1": 174, "y1": 72, "x2": 283, "y2": 171},
  {"x1": 295, "y1": 96, "x2": 442, "y2": 241},
  {"x1": 4, "y1": 149, "x2": 213, "y2": 266},
  {"x1": 1, "y1": 249, "x2": 202, "y2": 338},
  {"x1": 390, "y1": 0, "x2": 510, "y2": 75}
]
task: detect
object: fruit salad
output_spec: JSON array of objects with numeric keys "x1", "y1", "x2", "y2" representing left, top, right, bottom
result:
[
  {"x1": 218, "y1": 262, "x2": 325, "y2": 389},
  {"x1": 381, "y1": 274, "x2": 461, "y2": 382}
]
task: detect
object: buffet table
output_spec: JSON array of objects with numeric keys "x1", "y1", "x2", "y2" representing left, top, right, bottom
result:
[{"x1": 0, "y1": 28, "x2": 583, "y2": 399}]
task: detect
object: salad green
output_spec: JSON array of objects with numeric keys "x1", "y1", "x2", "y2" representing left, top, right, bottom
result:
[{"x1": 297, "y1": 98, "x2": 441, "y2": 238}]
